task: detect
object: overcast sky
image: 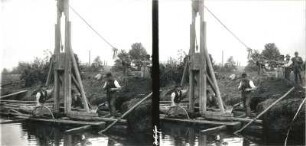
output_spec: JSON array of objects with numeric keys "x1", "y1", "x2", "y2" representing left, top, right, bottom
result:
[
  {"x1": 0, "y1": 0, "x2": 152, "y2": 70},
  {"x1": 159, "y1": 0, "x2": 305, "y2": 66},
  {"x1": 0, "y1": 0, "x2": 305, "y2": 71}
]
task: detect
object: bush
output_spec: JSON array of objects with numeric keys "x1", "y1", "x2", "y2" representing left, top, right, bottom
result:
[
  {"x1": 18, "y1": 57, "x2": 50, "y2": 87},
  {"x1": 160, "y1": 60, "x2": 185, "y2": 87}
]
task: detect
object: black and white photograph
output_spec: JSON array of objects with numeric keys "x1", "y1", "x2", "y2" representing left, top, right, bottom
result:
[
  {"x1": 0, "y1": 0, "x2": 152, "y2": 145},
  {"x1": 158, "y1": 0, "x2": 305, "y2": 146},
  {"x1": 1, "y1": 0, "x2": 306, "y2": 146}
]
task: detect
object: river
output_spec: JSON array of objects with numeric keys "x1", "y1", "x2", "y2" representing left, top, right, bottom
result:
[
  {"x1": 1, "y1": 118, "x2": 304, "y2": 146},
  {"x1": 0, "y1": 117, "x2": 151, "y2": 146},
  {"x1": 160, "y1": 122, "x2": 303, "y2": 146}
]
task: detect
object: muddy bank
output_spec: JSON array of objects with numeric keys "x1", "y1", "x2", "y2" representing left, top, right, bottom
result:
[
  {"x1": 121, "y1": 98, "x2": 152, "y2": 133},
  {"x1": 251, "y1": 78, "x2": 305, "y2": 143},
  {"x1": 257, "y1": 96, "x2": 305, "y2": 143}
]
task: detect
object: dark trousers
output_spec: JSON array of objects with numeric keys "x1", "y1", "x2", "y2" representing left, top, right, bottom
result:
[
  {"x1": 107, "y1": 92, "x2": 117, "y2": 116},
  {"x1": 242, "y1": 92, "x2": 252, "y2": 117},
  {"x1": 294, "y1": 69, "x2": 302, "y2": 84},
  {"x1": 284, "y1": 68, "x2": 291, "y2": 80}
]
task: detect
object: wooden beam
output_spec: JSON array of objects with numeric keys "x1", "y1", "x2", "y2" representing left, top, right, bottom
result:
[
  {"x1": 200, "y1": 125, "x2": 227, "y2": 134},
  {"x1": 206, "y1": 74, "x2": 217, "y2": 94},
  {"x1": 69, "y1": 41, "x2": 90, "y2": 113},
  {"x1": 15, "y1": 115, "x2": 105, "y2": 126},
  {"x1": 0, "y1": 119, "x2": 26, "y2": 124},
  {"x1": 54, "y1": 23, "x2": 60, "y2": 113},
  {"x1": 64, "y1": 21, "x2": 72, "y2": 113},
  {"x1": 65, "y1": 125, "x2": 92, "y2": 133},
  {"x1": 160, "y1": 116, "x2": 241, "y2": 126},
  {"x1": 45, "y1": 59, "x2": 54, "y2": 86},
  {"x1": 71, "y1": 74, "x2": 81, "y2": 93},
  {"x1": 189, "y1": 22, "x2": 195, "y2": 113},
  {"x1": 199, "y1": 20, "x2": 207, "y2": 115},
  {"x1": 0, "y1": 90, "x2": 28, "y2": 99},
  {"x1": 229, "y1": 117, "x2": 262, "y2": 124},
  {"x1": 180, "y1": 61, "x2": 189, "y2": 86},
  {"x1": 202, "y1": 22, "x2": 225, "y2": 112},
  {"x1": 189, "y1": 71, "x2": 194, "y2": 112}
]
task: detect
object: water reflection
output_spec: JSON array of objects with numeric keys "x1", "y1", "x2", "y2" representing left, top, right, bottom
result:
[
  {"x1": 160, "y1": 123, "x2": 254, "y2": 146},
  {"x1": 1, "y1": 118, "x2": 151, "y2": 146}
]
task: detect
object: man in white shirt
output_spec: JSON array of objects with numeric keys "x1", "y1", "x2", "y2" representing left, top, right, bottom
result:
[
  {"x1": 103, "y1": 72, "x2": 121, "y2": 117},
  {"x1": 283, "y1": 54, "x2": 292, "y2": 80},
  {"x1": 35, "y1": 86, "x2": 53, "y2": 106},
  {"x1": 238, "y1": 72, "x2": 256, "y2": 117}
]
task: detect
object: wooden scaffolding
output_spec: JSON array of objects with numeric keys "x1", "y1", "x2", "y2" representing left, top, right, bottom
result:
[
  {"x1": 187, "y1": 0, "x2": 229, "y2": 118},
  {"x1": 45, "y1": 0, "x2": 90, "y2": 115}
]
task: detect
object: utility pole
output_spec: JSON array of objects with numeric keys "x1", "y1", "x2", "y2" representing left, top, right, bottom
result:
[
  {"x1": 222, "y1": 50, "x2": 224, "y2": 67},
  {"x1": 89, "y1": 50, "x2": 91, "y2": 65}
]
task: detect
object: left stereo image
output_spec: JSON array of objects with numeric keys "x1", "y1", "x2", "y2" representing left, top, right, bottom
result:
[{"x1": 0, "y1": 0, "x2": 153, "y2": 146}]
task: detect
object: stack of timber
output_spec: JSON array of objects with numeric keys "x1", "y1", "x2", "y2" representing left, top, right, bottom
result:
[{"x1": 0, "y1": 97, "x2": 127, "y2": 128}]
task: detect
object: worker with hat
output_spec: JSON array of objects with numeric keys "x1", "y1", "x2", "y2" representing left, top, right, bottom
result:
[
  {"x1": 238, "y1": 72, "x2": 257, "y2": 117},
  {"x1": 103, "y1": 72, "x2": 121, "y2": 117},
  {"x1": 283, "y1": 54, "x2": 292, "y2": 80},
  {"x1": 291, "y1": 52, "x2": 303, "y2": 85}
]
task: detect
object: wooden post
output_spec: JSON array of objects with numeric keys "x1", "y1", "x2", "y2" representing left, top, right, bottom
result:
[
  {"x1": 199, "y1": 21, "x2": 207, "y2": 114},
  {"x1": 54, "y1": 23, "x2": 60, "y2": 113},
  {"x1": 64, "y1": 21, "x2": 72, "y2": 113},
  {"x1": 188, "y1": 23, "x2": 195, "y2": 113}
]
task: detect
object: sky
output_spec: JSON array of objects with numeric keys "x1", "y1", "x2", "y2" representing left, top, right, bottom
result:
[
  {"x1": 0, "y1": 0, "x2": 152, "y2": 70},
  {"x1": 0, "y1": 0, "x2": 305, "y2": 71},
  {"x1": 159, "y1": 0, "x2": 306, "y2": 66}
]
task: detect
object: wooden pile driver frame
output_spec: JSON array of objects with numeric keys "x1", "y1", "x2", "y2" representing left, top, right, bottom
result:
[
  {"x1": 45, "y1": 0, "x2": 91, "y2": 116},
  {"x1": 181, "y1": 0, "x2": 232, "y2": 119}
]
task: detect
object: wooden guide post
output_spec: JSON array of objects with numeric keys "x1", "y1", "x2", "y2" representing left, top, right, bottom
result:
[
  {"x1": 186, "y1": 0, "x2": 226, "y2": 116},
  {"x1": 199, "y1": 21, "x2": 207, "y2": 114},
  {"x1": 64, "y1": 21, "x2": 72, "y2": 113},
  {"x1": 53, "y1": 20, "x2": 61, "y2": 113},
  {"x1": 49, "y1": 0, "x2": 90, "y2": 114},
  {"x1": 188, "y1": 22, "x2": 195, "y2": 113}
]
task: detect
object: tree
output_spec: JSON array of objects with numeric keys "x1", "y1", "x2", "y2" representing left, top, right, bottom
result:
[
  {"x1": 129, "y1": 43, "x2": 148, "y2": 70},
  {"x1": 224, "y1": 56, "x2": 237, "y2": 72},
  {"x1": 261, "y1": 43, "x2": 281, "y2": 61},
  {"x1": 245, "y1": 49, "x2": 261, "y2": 71},
  {"x1": 18, "y1": 57, "x2": 49, "y2": 87},
  {"x1": 1, "y1": 68, "x2": 9, "y2": 74},
  {"x1": 90, "y1": 56, "x2": 104, "y2": 71},
  {"x1": 112, "y1": 50, "x2": 131, "y2": 72}
]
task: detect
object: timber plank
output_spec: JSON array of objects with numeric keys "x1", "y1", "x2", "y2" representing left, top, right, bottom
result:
[
  {"x1": 200, "y1": 125, "x2": 227, "y2": 134},
  {"x1": 15, "y1": 115, "x2": 105, "y2": 126},
  {"x1": 160, "y1": 116, "x2": 241, "y2": 126},
  {"x1": 0, "y1": 90, "x2": 28, "y2": 99}
]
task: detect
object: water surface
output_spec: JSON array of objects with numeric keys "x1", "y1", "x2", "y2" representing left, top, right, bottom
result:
[{"x1": 0, "y1": 118, "x2": 151, "y2": 146}]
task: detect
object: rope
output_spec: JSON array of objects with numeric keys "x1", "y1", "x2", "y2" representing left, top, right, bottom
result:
[
  {"x1": 166, "y1": 105, "x2": 190, "y2": 119},
  {"x1": 32, "y1": 105, "x2": 55, "y2": 120},
  {"x1": 203, "y1": 5, "x2": 250, "y2": 49},
  {"x1": 284, "y1": 97, "x2": 306, "y2": 146},
  {"x1": 69, "y1": 5, "x2": 116, "y2": 49}
]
